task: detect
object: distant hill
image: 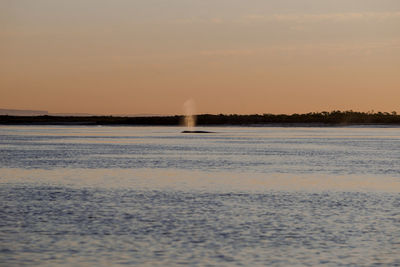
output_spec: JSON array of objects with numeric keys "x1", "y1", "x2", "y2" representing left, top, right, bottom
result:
[
  {"x1": 0, "y1": 109, "x2": 162, "y2": 117},
  {"x1": 51, "y1": 112, "x2": 94, "y2": 116},
  {"x1": 0, "y1": 109, "x2": 94, "y2": 117},
  {"x1": 111, "y1": 113, "x2": 163, "y2": 117},
  {"x1": 0, "y1": 109, "x2": 49, "y2": 116}
]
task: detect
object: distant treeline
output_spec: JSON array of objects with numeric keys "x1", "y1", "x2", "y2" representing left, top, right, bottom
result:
[{"x1": 1, "y1": 111, "x2": 400, "y2": 126}]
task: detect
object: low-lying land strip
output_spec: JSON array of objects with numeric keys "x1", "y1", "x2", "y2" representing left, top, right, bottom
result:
[{"x1": 1, "y1": 111, "x2": 399, "y2": 126}]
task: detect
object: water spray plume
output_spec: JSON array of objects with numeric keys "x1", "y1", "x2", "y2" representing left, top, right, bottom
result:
[
  {"x1": 181, "y1": 100, "x2": 213, "y2": 133},
  {"x1": 183, "y1": 99, "x2": 196, "y2": 131}
]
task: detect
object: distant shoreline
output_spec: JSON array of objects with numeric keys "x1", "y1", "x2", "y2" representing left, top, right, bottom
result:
[{"x1": 1, "y1": 111, "x2": 400, "y2": 126}]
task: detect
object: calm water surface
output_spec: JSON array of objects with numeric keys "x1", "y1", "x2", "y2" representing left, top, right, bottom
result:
[{"x1": 0, "y1": 126, "x2": 399, "y2": 266}]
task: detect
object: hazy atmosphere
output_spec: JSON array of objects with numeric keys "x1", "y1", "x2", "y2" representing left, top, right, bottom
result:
[
  {"x1": 2, "y1": 2, "x2": 400, "y2": 265},
  {"x1": 1, "y1": 0, "x2": 399, "y2": 115}
]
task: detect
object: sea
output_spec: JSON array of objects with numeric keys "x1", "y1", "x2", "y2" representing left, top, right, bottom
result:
[{"x1": 0, "y1": 125, "x2": 399, "y2": 266}]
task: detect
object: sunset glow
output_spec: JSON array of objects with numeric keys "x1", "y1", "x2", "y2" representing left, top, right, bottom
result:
[{"x1": 1, "y1": 1, "x2": 399, "y2": 115}]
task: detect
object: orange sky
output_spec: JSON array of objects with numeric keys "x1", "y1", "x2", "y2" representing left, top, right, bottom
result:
[{"x1": 1, "y1": 1, "x2": 399, "y2": 115}]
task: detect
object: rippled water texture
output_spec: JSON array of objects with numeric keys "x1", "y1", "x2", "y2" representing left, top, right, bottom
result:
[{"x1": 1, "y1": 126, "x2": 400, "y2": 266}]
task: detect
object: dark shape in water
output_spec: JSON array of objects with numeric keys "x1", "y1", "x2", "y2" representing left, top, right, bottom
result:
[{"x1": 181, "y1": 130, "x2": 214, "y2": 133}]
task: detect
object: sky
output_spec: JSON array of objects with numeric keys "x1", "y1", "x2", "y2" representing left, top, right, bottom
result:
[{"x1": 1, "y1": 0, "x2": 399, "y2": 115}]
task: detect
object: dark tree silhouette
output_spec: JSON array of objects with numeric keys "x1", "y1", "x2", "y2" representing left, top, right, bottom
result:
[{"x1": 1, "y1": 111, "x2": 400, "y2": 126}]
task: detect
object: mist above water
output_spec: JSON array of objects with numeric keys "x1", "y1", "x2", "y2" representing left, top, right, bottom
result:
[{"x1": 183, "y1": 99, "x2": 196, "y2": 131}]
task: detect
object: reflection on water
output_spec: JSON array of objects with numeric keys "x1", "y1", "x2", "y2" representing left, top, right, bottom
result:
[
  {"x1": 1, "y1": 186, "x2": 399, "y2": 266},
  {"x1": 0, "y1": 126, "x2": 400, "y2": 266},
  {"x1": 1, "y1": 168, "x2": 400, "y2": 193}
]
